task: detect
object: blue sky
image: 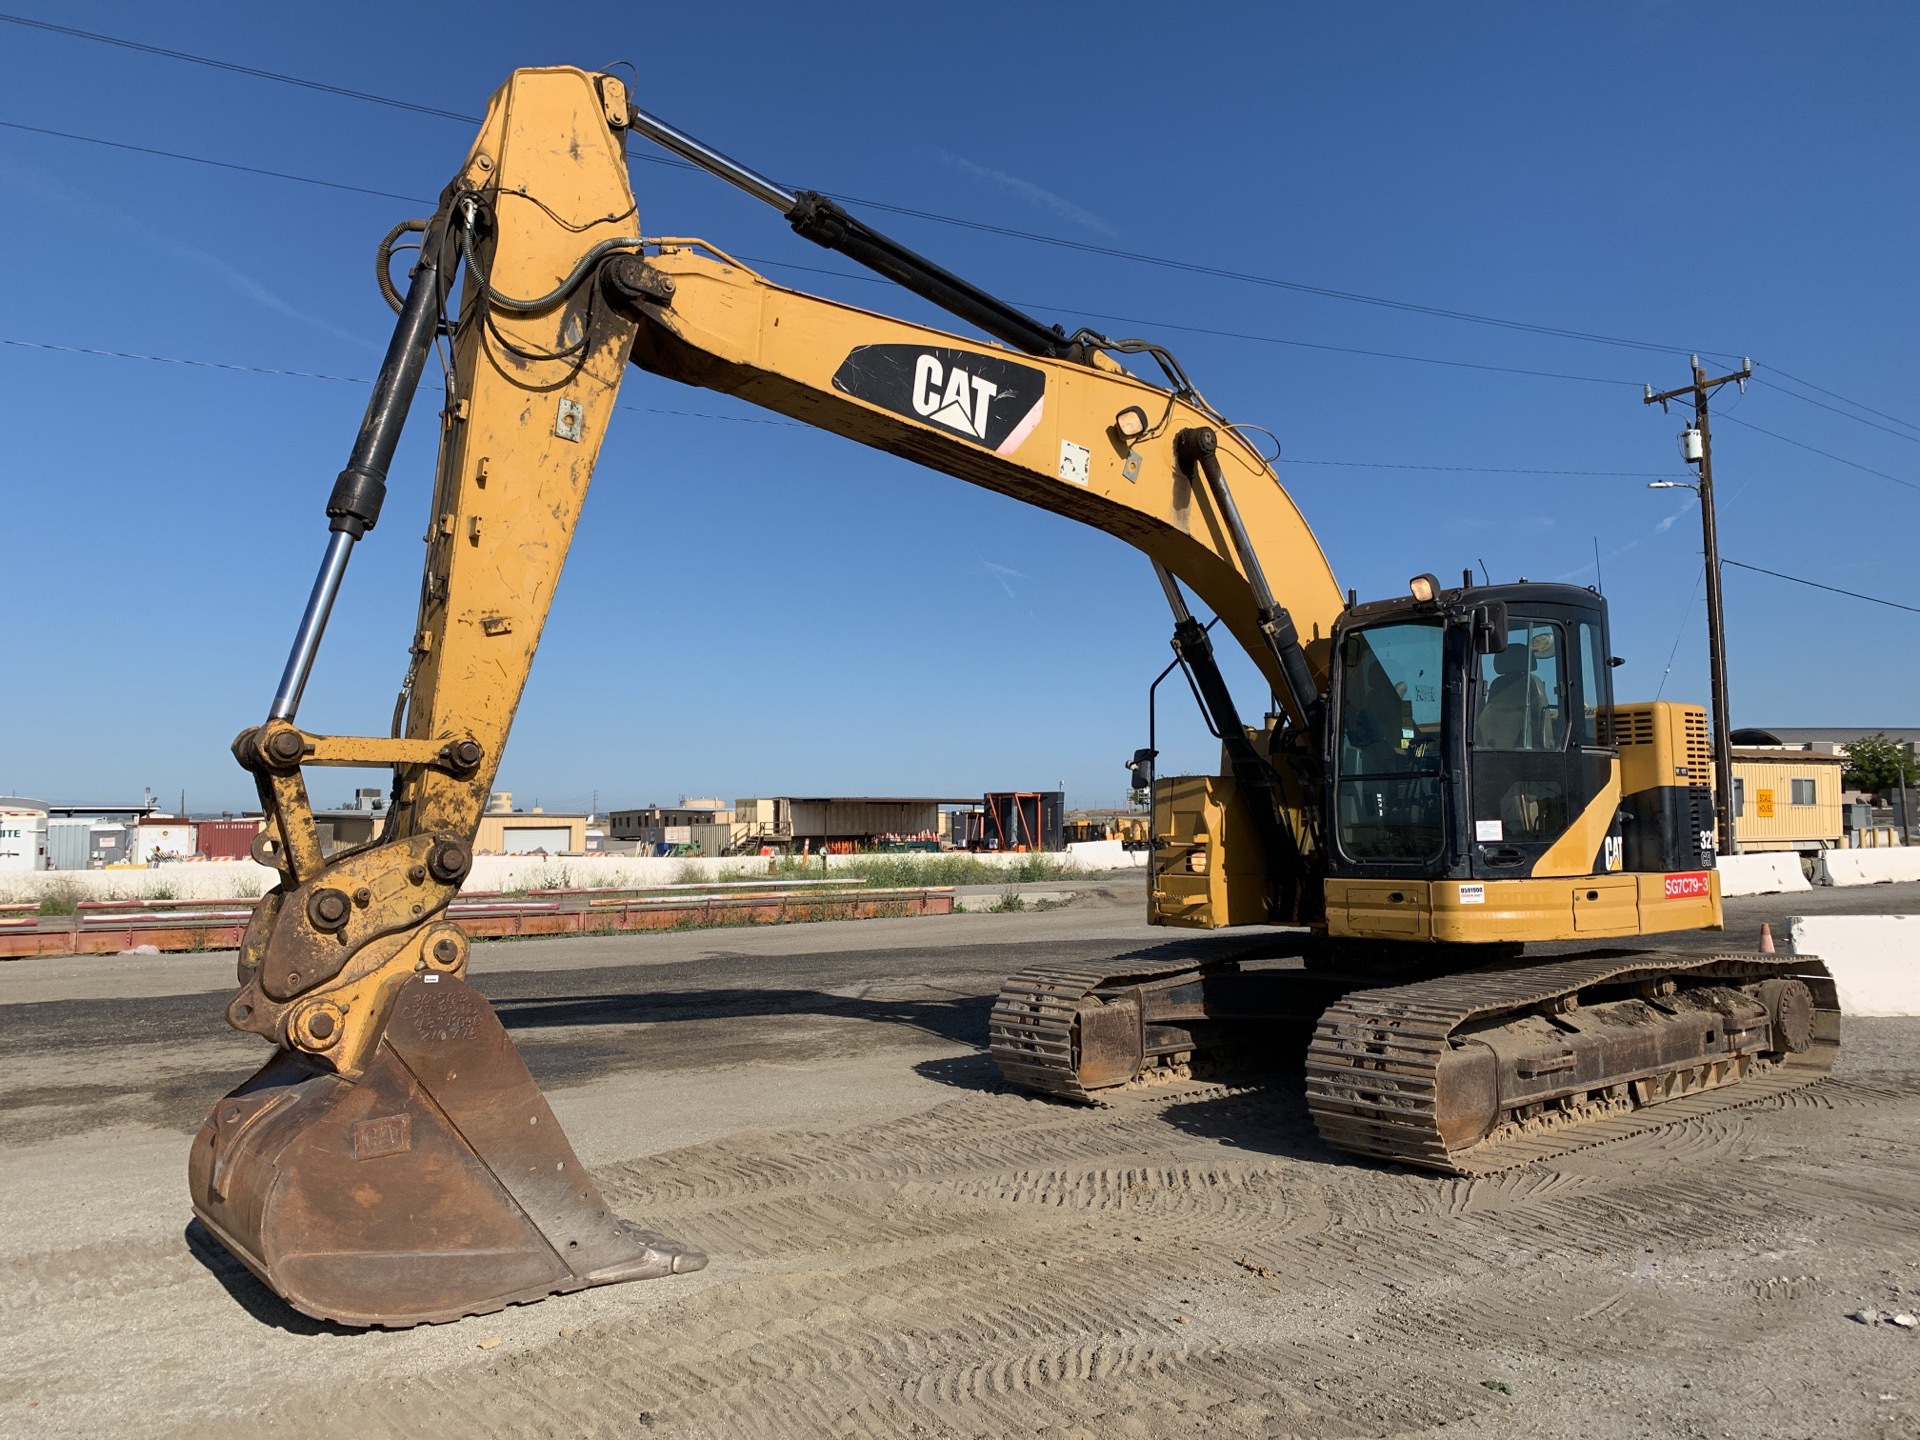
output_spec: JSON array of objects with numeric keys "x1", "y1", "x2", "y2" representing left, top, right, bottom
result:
[{"x1": 1, "y1": 2, "x2": 1914, "y2": 814}]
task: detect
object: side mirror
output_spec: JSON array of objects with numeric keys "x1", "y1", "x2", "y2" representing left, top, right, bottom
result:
[
  {"x1": 1472, "y1": 601, "x2": 1509, "y2": 655},
  {"x1": 1127, "y1": 747, "x2": 1157, "y2": 792}
]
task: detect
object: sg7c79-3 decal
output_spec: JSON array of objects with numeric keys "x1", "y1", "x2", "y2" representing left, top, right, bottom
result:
[{"x1": 831, "y1": 345, "x2": 1045, "y2": 455}]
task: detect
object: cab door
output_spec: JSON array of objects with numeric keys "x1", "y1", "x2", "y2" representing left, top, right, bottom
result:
[
  {"x1": 1468, "y1": 614, "x2": 1577, "y2": 878},
  {"x1": 1468, "y1": 605, "x2": 1617, "y2": 881}
]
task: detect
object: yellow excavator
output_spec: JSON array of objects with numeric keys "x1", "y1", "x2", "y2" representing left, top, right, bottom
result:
[{"x1": 190, "y1": 67, "x2": 1837, "y2": 1327}]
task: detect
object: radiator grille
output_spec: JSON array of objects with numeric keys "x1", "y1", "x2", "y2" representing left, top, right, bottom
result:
[
  {"x1": 1683, "y1": 708, "x2": 1712, "y2": 777},
  {"x1": 1605, "y1": 705, "x2": 1658, "y2": 748}
]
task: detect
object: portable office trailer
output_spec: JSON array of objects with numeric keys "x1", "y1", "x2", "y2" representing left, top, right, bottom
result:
[
  {"x1": 1729, "y1": 748, "x2": 1847, "y2": 854},
  {"x1": 0, "y1": 801, "x2": 49, "y2": 872},
  {"x1": 134, "y1": 818, "x2": 196, "y2": 862}
]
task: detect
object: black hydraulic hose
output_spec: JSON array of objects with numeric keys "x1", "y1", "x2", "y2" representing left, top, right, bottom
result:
[
  {"x1": 377, "y1": 218, "x2": 427, "y2": 314},
  {"x1": 784, "y1": 191, "x2": 1079, "y2": 360},
  {"x1": 625, "y1": 104, "x2": 1101, "y2": 363}
]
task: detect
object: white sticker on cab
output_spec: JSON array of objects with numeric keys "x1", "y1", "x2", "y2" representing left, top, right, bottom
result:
[
  {"x1": 1475, "y1": 820, "x2": 1503, "y2": 842},
  {"x1": 1458, "y1": 883, "x2": 1486, "y2": 905}
]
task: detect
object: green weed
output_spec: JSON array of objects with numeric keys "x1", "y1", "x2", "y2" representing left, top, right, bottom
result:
[{"x1": 36, "y1": 879, "x2": 83, "y2": 916}]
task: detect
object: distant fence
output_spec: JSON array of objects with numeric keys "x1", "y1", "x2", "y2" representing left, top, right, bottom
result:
[{"x1": 0, "y1": 878, "x2": 953, "y2": 958}]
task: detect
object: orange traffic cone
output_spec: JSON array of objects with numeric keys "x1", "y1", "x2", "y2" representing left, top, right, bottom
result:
[{"x1": 1759, "y1": 922, "x2": 1776, "y2": 954}]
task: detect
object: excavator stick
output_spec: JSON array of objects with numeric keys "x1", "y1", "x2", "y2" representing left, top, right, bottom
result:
[
  {"x1": 187, "y1": 67, "x2": 705, "y2": 1326},
  {"x1": 191, "y1": 973, "x2": 702, "y2": 1327}
]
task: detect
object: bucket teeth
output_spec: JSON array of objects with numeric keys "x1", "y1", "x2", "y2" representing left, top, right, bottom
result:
[{"x1": 189, "y1": 973, "x2": 703, "y2": 1327}]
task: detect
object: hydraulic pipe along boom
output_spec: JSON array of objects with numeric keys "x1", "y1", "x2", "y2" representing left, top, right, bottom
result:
[
  {"x1": 269, "y1": 238, "x2": 444, "y2": 721},
  {"x1": 627, "y1": 104, "x2": 1079, "y2": 360}
]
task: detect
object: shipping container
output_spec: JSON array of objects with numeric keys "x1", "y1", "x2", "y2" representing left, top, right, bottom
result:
[
  {"x1": 197, "y1": 817, "x2": 264, "y2": 861},
  {"x1": 46, "y1": 818, "x2": 95, "y2": 870}
]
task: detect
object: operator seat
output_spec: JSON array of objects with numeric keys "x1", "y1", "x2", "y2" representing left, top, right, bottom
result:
[{"x1": 1475, "y1": 645, "x2": 1551, "y2": 751}]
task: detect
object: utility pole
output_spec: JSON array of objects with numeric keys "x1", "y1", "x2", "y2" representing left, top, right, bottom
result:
[{"x1": 1645, "y1": 355, "x2": 1751, "y2": 857}]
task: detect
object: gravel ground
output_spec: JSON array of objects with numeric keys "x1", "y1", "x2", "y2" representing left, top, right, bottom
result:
[{"x1": 2, "y1": 878, "x2": 1916, "y2": 1439}]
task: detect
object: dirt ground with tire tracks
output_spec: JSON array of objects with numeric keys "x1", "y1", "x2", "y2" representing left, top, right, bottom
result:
[{"x1": 3, "y1": 876, "x2": 1918, "y2": 1439}]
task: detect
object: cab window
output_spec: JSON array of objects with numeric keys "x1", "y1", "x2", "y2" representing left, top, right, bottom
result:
[
  {"x1": 1334, "y1": 622, "x2": 1444, "y2": 863},
  {"x1": 1472, "y1": 621, "x2": 1565, "y2": 751},
  {"x1": 1576, "y1": 620, "x2": 1610, "y2": 747}
]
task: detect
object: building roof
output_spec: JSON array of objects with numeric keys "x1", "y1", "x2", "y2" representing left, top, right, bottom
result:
[
  {"x1": 41, "y1": 802, "x2": 163, "y2": 817},
  {"x1": 1731, "y1": 747, "x2": 1847, "y2": 764},
  {"x1": 1746, "y1": 727, "x2": 1920, "y2": 745},
  {"x1": 776, "y1": 797, "x2": 978, "y2": 806}
]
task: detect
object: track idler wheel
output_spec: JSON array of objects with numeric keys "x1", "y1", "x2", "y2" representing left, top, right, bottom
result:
[{"x1": 189, "y1": 973, "x2": 704, "y2": 1327}]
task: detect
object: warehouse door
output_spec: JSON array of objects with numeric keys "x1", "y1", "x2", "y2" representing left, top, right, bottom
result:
[{"x1": 503, "y1": 827, "x2": 570, "y2": 853}]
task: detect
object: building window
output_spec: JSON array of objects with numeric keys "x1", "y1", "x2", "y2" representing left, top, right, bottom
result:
[
  {"x1": 1732, "y1": 777, "x2": 1744, "y2": 817},
  {"x1": 1790, "y1": 778, "x2": 1816, "y2": 806}
]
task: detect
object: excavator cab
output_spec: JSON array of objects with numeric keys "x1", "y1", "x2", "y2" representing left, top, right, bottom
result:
[
  {"x1": 1330, "y1": 581, "x2": 1614, "y2": 880},
  {"x1": 1322, "y1": 579, "x2": 1718, "y2": 942}
]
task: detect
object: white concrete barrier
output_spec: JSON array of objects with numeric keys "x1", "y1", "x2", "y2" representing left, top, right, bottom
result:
[
  {"x1": 0, "y1": 844, "x2": 1138, "y2": 904},
  {"x1": 1788, "y1": 914, "x2": 1920, "y2": 1016},
  {"x1": 0, "y1": 859, "x2": 279, "y2": 904},
  {"x1": 1064, "y1": 839, "x2": 1147, "y2": 870},
  {"x1": 1716, "y1": 852, "x2": 1811, "y2": 897},
  {"x1": 1815, "y1": 849, "x2": 1920, "y2": 887}
]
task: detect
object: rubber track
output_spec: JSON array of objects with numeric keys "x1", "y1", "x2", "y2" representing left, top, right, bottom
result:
[
  {"x1": 1305, "y1": 950, "x2": 1840, "y2": 1176},
  {"x1": 989, "y1": 957, "x2": 1216, "y2": 1101}
]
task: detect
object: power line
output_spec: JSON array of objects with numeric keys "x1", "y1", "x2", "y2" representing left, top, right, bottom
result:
[
  {"x1": 14, "y1": 332, "x2": 1910, "y2": 608},
  {"x1": 1281, "y1": 457, "x2": 1682, "y2": 478},
  {"x1": 1760, "y1": 363, "x2": 1920, "y2": 436},
  {"x1": 832, "y1": 196, "x2": 1723, "y2": 360},
  {"x1": 0, "y1": 336, "x2": 798, "y2": 426},
  {"x1": 4, "y1": 77, "x2": 1909, "y2": 492},
  {"x1": 740, "y1": 250, "x2": 1642, "y2": 387},
  {"x1": 0, "y1": 118, "x2": 434, "y2": 205},
  {"x1": 16, "y1": 21, "x2": 1909, "y2": 439},
  {"x1": 0, "y1": 336, "x2": 368, "y2": 383},
  {"x1": 0, "y1": 332, "x2": 1674, "y2": 473},
  {"x1": 1723, "y1": 558, "x2": 1920, "y2": 614},
  {"x1": 1717, "y1": 413, "x2": 1920, "y2": 493},
  {"x1": 1653, "y1": 565, "x2": 1705, "y2": 703},
  {"x1": 1034, "y1": 304, "x2": 1640, "y2": 388},
  {"x1": 1751, "y1": 378, "x2": 1920, "y2": 444},
  {"x1": 0, "y1": 11, "x2": 1731, "y2": 361},
  {"x1": 0, "y1": 11, "x2": 477, "y2": 124},
  {"x1": 0, "y1": 117, "x2": 1652, "y2": 392}
]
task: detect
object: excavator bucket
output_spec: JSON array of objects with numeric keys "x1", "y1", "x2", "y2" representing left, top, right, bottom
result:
[{"x1": 189, "y1": 973, "x2": 703, "y2": 1327}]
